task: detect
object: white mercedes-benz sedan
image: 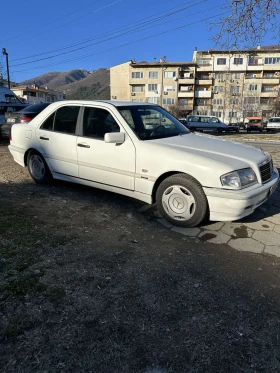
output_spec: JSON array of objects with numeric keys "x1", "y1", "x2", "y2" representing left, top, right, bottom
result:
[{"x1": 9, "y1": 100, "x2": 279, "y2": 227}]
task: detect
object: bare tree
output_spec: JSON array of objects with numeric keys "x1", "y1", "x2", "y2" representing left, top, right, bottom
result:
[{"x1": 212, "y1": 0, "x2": 280, "y2": 49}]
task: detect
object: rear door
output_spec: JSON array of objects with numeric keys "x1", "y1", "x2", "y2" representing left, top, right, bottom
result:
[{"x1": 35, "y1": 105, "x2": 81, "y2": 177}]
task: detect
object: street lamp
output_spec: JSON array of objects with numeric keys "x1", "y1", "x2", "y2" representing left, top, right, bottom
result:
[{"x1": 2, "y1": 48, "x2": 11, "y2": 89}]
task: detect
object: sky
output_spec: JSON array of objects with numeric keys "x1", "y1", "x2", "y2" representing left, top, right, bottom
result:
[{"x1": 0, "y1": 0, "x2": 279, "y2": 82}]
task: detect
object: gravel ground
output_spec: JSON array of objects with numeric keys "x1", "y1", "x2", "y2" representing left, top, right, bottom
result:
[{"x1": 1, "y1": 139, "x2": 280, "y2": 373}]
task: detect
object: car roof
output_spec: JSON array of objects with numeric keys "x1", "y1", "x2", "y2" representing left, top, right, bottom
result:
[{"x1": 47, "y1": 100, "x2": 157, "y2": 108}]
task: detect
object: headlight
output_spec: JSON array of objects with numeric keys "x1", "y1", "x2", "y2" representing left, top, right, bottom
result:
[{"x1": 221, "y1": 168, "x2": 257, "y2": 189}]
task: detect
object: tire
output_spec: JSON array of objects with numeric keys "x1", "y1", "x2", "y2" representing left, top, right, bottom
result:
[
  {"x1": 217, "y1": 128, "x2": 222, "y2": 133},
  {"x1": 235, "y1": 129, "x2": 239, "y2": 133},
  {"x1": 156, "y1": 174, "x2": 208, "y2": 228},
  {"x1": 27, "y1": 150, "x2": 52, "y2": 184}
]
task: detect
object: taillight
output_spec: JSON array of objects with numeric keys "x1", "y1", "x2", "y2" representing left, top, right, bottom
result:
[{"x1": 20, "y1": 116, "x2": 33, "y2": 123}]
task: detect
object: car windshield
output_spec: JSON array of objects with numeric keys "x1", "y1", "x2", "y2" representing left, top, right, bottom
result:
[
  {"x1": 117, "y1": 105, "x2": 189, "y2": 140},
  {"x1": 249, "y1": 119, "x2": 261, "y2": 123},
  {"x1": 269, "y1": 118, "x2": 280, "y2": 123}
]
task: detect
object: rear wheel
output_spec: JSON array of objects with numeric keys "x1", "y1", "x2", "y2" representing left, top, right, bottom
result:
[
  {"x1": 27, "y1": 150, "x2": 52, "y2": 184},
  {"x1": 217, "y1": 128, "x2": 222, "y2": 133},
  {"x1": 156, "y1": 174, "x2": 208, "y2": 227}
]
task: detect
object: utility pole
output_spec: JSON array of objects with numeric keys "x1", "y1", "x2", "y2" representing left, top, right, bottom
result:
[{"x1": 2, "y1": 48, "x2": 10, "y2": 89}]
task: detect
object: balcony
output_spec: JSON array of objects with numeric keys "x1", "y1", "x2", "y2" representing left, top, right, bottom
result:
[
  {"x1": 260, "y1": 91, "x2": 278, "y2": 97},
  {"x1": 195, "y1": 91, "x2": 212, "y2": 98},
  {"x1": 195, "y1": 79, "x2": 212, "y2": 85},
  {"x1": 178, "y1": 78, "x2": 195, "y2": 84},
  {"x1": 262, "y1": 78, "x2": 280, "y2": 84},
  {"x1": 178, "y1": 91, "x2": 194, "y2": 98}
]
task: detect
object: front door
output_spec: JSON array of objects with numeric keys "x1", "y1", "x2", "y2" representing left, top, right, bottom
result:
[{"x1": 77, "y1": 105, "x2": 136, "y2": 191}]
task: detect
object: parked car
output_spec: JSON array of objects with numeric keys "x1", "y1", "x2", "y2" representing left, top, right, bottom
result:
[
  {"x1": 186, "y1": 115, "x2": 229, "y2": 132},
  {"x1": 9, "y1": 100, "x2": 279, "y2": 228},
  {"x1": 1, "y1": 103, "x2": 50, "y2": 139},
  {"x1": 226, "y1": 123, "x2": 240, "y2": 132},
  {"x1": 246, "y1": 116, "x2": 264, "y2": 132},
  {"x1": 0, "y1": 86, "x2": 28, "y2": 131},
  {"x1": 266, "y1": 117, "x2": 280, "y2": 132}
]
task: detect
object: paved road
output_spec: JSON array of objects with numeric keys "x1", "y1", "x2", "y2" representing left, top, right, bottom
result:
[{"x1": 156, "y1": 141, "x2": 280, "y2": 257}]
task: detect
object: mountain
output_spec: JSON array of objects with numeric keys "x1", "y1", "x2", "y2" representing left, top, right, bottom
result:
[{"x1": 19, "y1": 68, "x2": 110, "y2": 100}]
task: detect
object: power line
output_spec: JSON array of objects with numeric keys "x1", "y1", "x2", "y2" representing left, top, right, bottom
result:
[
  {"x1": 10, "y1": 0, "x2": 206, "y2": 68},
  {"x1": 10, "y1": 0, "x2": 204, "y2": 63},
  {"x1": 12, "y1": 10, "x2": 230, "y2": 74}
]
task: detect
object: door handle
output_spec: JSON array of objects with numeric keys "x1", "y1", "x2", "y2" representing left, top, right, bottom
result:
[
  {"x1": 77, "y1": 143, "x2": 90, "y2": 148},
  {"x1": 40, "y1": 136, "x2": 49, "y2": 140}
]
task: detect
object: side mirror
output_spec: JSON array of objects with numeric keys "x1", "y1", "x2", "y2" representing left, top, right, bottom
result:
[{"x1": 104, "y1": 132, "x2": 125, "y2": 144}]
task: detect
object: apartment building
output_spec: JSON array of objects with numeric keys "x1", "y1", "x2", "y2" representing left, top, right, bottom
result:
[
  {"x1": 110, "y1": 45, "x2": 280, "y2": 123},
  {"x1": 11, "y1": 85, "x2": 64, "y2": 104},
  {"x1": 110, "y1": 58, "x2": 196, "y2": 115},
  {"x1": 194, "y1": 45, "x2": 280, "y2": 123}
]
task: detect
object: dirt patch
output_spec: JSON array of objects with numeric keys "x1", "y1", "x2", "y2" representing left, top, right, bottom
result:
[{"x1": 1, "y1": 140, "x2": 280, "y2": 372}]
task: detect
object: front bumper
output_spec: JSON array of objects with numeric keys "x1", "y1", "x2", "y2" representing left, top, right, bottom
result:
[{"x1": 203, "y1": 168, "x2": 279, "y2": 221}]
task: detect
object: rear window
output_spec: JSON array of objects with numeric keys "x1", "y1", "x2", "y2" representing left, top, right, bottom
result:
[
  {"x1": 0, "y1": 105, "x2": 27, "y2": 115},
  {"x1": 20, "y1": 103, "x2": 50, "y2": 113},
  {"x1": 269, "y1": 117, "x2": 280, "y2": 123}
]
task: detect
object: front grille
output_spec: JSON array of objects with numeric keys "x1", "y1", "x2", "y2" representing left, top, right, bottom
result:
[{"x1": 259, "y1": 160, "x2": 273, "y2": 184}]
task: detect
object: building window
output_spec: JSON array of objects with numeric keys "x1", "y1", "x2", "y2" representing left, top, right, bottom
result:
[
  {"x1": 262, "y1": 85, "x2": 274, "y2": 92},
  {"x1": 179, "y1": 99, "x2": 192, "y2": 105},
  {"x1": 132, "y1": 99, "x2": 143, "y2": 102},
  {"x1": 197, "y1": 59, "x2": 211, "y2": 65},
  {"x1": 230, "y1": 98, "x2": 239, "y2": 105},
  {"x1": 163, "y1": 98, "x2": 175, "y2": 105},
  {"x1": 213, "y1": 86, "x2": 224, "y2": 93},
  {"x1": 148, "y1": 84, "x2": 158, "y2": 92},
  {"x1": 248, "y1": 84, "x2": 258, "y2": 91},
  {"x1": 215, "y1": 73, "x2": 225, "y2": 81},
  {"x1": 229, "y1": 112, "x2": 237, "y2": 118},
  {"x1": 131, "y1": 85, "x2": 144, "y2": 93},
  {"x1": 263, "y1": 72, "x2": 275, "y2": 78},
  {"x1": 212, "y1": 111, "x2": 222, "y2": 118},
  {"x1": 233, "y1": 58, "x2": 243, "y2": 65},
  {"x1": 132, "y1": 72, "x2": 143, "y2": 78},
  {"x1": 249, "y1": 58, "x2": 260, "y2": 65},
  {"x1": 244, "y1": 97, "x2": 260, "y2": 105},
  {"x1": 213, "y1": 99, "x2": 223, "y2": 105},
  {"x1": 149, "y1": 71, "x2": 158, "y2": 79},
  {"x1": 230, "y1": 86, "x2": 240, "y2": 93},
  {"x1": 264, "y1": 57, "x2": 280, "y2": 65},
  {"x1": 147, "y1": 97, "x2": 157, "y2": 104},
  {"x1": 217, "y1": 58, "x2": 227, "y2": 65},
  {"x1": 232, "y1": 73, "x2": 241, "y2": 80},
  {"x1": 164, "y1": 85, "x2": 175, "y2": 92},
  {"x1": 164, "y1": 71, "x2": 176, "y2": 78}
]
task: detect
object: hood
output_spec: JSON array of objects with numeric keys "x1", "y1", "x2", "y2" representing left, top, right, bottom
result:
[{"x1": 153, "y1": 132, "x2": 268, "y2": 171}]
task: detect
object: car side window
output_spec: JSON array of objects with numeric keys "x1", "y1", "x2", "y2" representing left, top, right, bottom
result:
[
  {"x1": 83, "y1": 107, "x2": 120, "y2": 139},
  {"x1": 53, "y1": 106, "x2": 80, "y2": 134},
  {"x1": 41, "y1": 112, "x2": 55, "y2": 130},
  {"x1": 200, "y1": 117, "x2": 210, "y2": 123},
  {"x1": 212, "y1": 117, "x2": 219, "y2": 123}
]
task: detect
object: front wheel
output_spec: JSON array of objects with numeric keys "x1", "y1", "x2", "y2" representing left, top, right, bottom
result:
[
  {"x1": 27, "y1": 150, "x2": 52, "y2": 184},
  {"x1": 156, "y1": 174, "x2": 208, "y2": 227}
]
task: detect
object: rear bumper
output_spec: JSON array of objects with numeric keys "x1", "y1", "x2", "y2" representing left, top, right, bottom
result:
[
  {"x1": 8, "y1": 144, "x2": 26, "y2": 167},
  {"x1": 203, "y1": 168, "x2": 279, "y2": 221}
]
